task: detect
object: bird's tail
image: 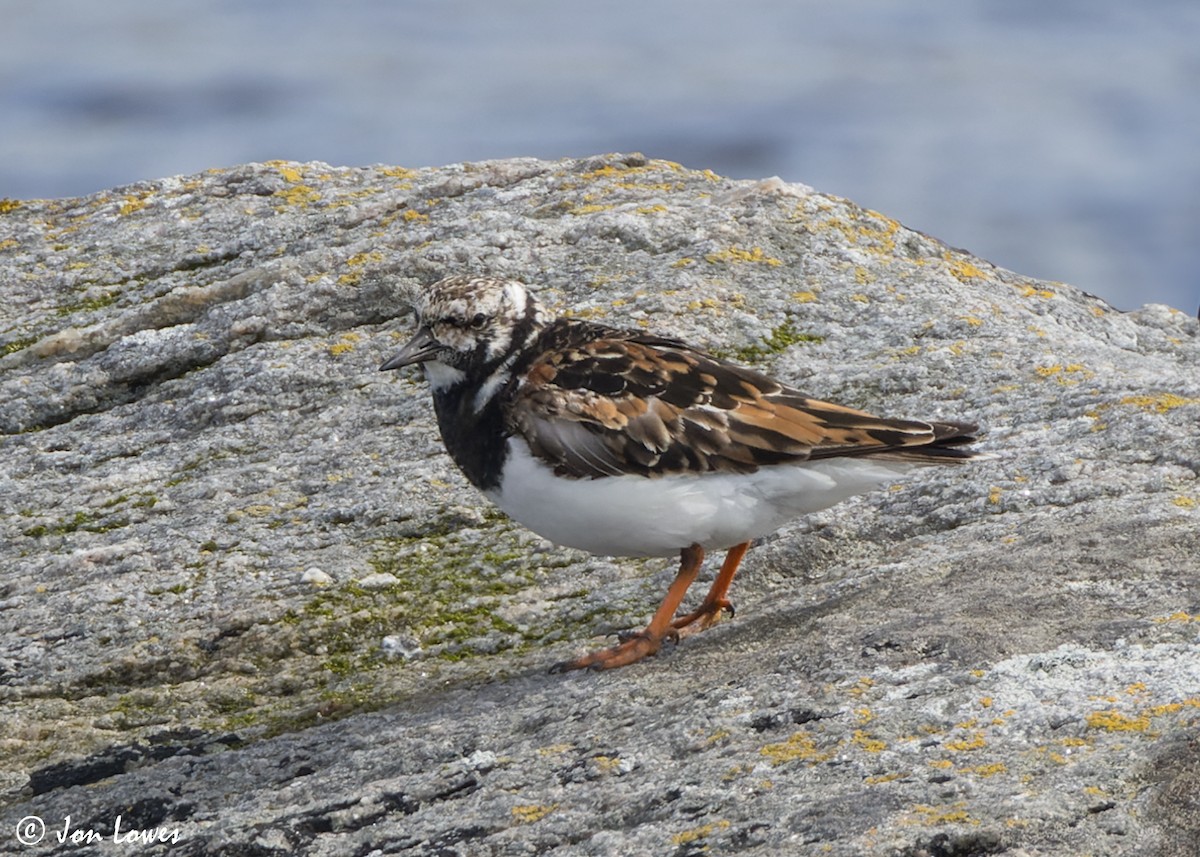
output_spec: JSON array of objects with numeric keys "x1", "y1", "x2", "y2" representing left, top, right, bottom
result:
[{"x1": 868, "y1": 420, "x2": 987, "y2": 464}]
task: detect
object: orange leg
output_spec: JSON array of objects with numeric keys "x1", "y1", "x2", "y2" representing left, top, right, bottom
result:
[
  {"x1": 670, "y1": 541, "x2": 750, "y2": 635},
  {"x1": 551, "y1": 544, "x2": 705, "y2": 672}
]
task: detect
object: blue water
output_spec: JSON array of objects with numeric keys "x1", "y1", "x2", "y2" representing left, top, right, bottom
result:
[{"x1": 2, "y1": 0, "x2": 1197, "y2": 313}]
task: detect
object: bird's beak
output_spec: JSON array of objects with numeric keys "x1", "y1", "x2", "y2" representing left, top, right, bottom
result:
[{"x1": 379, "y1": 326, "x2": 439, "y2": 371}]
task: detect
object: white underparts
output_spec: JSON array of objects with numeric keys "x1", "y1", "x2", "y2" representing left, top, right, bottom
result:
[{"x1": 488, "y1": 440, "x2": 920, "y2": 558}]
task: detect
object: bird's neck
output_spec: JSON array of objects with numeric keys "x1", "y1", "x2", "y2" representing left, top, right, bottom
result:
[
  {"x1": 431, "y1": 376, "x2": 510, "y2": 492},
  {"x1": 427, "y1": 347, "x2": 531, "y2": 493}
]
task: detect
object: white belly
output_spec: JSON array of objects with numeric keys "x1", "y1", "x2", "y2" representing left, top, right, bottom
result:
[{"x1": 487, "y1": 440, "x2": 917, "y2": 558}]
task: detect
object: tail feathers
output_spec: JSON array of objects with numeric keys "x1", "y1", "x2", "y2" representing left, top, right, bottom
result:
[
  {"x1": 805, "y1": 418, "x2": 988, "y2": 465},
  {"x1": 872, "y1": 420, "x2": 987, "y2": 465}
]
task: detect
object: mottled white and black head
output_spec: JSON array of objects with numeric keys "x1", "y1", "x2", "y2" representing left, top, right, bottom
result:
[{"x1": 379, "y1": 275, "x2": 546, "y2": 392}]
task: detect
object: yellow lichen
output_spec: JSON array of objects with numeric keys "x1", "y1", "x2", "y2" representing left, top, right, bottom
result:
[
  {"x1": 0, "y1": 198, "x2": 23, "y2": 214},
  {"x1": 1152, "y1": 700, "x2": 1200, "y2": 715},
  {"x1": 965, "y1": 762, "x2": 1007, "y2": 778},
  {"x1": 671, "y1": 257, "x2": 695, "y2": 268},
  {"x1": 820, "y1": 213, "x2": 900, "y2": 255},
  {"x1": 792, "y1": 290, "x2": 817, "y2": 303},
  {"x1": 760, "y1": 730, "x2": 837, "y2": 766},
  {"x1": 907, "y1": 802, "x2": 978, "y2": 826},
  {"x1": 853, "y1": 730, "x2": 886, "y2": 753},
  {"x1": 1121, "y1": 393, "x2": 1200, "y2": 413},
  {"x1": 379, "y1": 166, "x2": 416, "y2": 179},
  {"x1": 848, "y1": 677, "x2": 875, "y2": 697},
  {"x1": 614, "y1": 180, "x2": 678, "y2": 192},
  {"x1": 561, "y1": 306, "x2": 608, "y2": 320},
  {"x1": 592, "y1": 755, "x2": 623, "y2": 774},
  {"x1": 943, "y1": 253, "x2": 987, "y2": 281},
  {"x1": 865, "y1": 772, "x2": 906, "y2": 785},
  {"x1": 1086, "y1": 710, "x2": 1151, "y2": 733},
  {"x1": 119, "y1": 194, "x2": 148, "y2": 215},
  {"x1": 671, "y1": 820, "x2": 730, "y2": 846},
  {"x1": 1153, "y1": 611, "x2": 1199, "y2": 624},
  {"x1": 329, "y1": 333, "x2": 360, "y2": 356},
  {"x1": 1034, "y1": 363, "x2": 1091, "y2": 385},
  {"x1": 1019, "y1": 285, "x2": 1056, "y2": 299},
  {"x1": 704, "y1": 246, "x2": 783, "y2": 266},
  {"x1": 511, "y1": 804, "x2": 558, "y2": 824},
  {"x1": 987, "y1": 487, "x2": 1003, "y2": 504},
  {"x1": 275, "y1": 184, "x2": 321, "y2": 207},
  {"x1": 581, "y1": 165, "x2": 624, "y2": 180},
  {"x1": 345, "y1": 252, "x2": 383, "y2": 268},
  {"x1": 402, "y1": 209, "x2": 429, "y2": 222},
  {"x1": 944, "y1": 732, "x2": 987, "y2": 752}
]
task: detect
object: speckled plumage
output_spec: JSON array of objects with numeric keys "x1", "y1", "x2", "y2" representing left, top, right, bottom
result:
[{"x1": 381, "y1": 275, "x2": 984, "y2": 670}]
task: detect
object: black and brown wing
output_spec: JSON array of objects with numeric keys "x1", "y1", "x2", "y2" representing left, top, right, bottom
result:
[{"x1": 510, "y1": 320, "x2": 979, "y2": 479}]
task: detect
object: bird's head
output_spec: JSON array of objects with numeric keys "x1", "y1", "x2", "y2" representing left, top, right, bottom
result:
[{"x1": 380, "y1": 275, "x2": 546, "y2": 389}]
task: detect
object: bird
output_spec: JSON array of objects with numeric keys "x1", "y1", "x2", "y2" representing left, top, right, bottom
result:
[{"x1": 380, "y1": 275, "x2": 983, "y2": 671}]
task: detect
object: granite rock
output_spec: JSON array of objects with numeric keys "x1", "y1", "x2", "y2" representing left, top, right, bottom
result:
[{"x1": 1, "y1": 154, "x2": 1198, "y2": 855}]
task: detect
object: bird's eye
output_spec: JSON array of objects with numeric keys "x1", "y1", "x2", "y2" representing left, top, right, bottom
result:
[{"x1": 469, "y1": 313, "x2": 489, "y2": 329}]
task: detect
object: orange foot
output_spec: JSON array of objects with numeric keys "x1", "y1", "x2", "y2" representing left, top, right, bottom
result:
[
  {"x1": 547, "y1": 542, "x2": 753, "y2": 673},
  {"x1": 670, "y1": 598, "x2": 735, "y2": 636},
  {"x1": 550, "y1": 631, "x2": 672, "y2": 672}
]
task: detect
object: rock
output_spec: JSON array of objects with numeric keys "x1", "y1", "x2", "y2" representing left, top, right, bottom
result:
[
  {"x1": 355, "y1": 572, "x2": 400, "y2": 590},
  {"x1": 299, "y1": 567, "x2": 333, "y2": 586},
  {"x1": 1, "y1": 154, "x2": 1198, "y2": 856}
]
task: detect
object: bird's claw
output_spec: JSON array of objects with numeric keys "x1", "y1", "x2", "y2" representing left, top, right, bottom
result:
[
  {"x1": 550, "y1": 630, "x2": 667, "y2": 672},
  {"x1": 670, "y1": 598, "x2": 736, "y2": 634}
]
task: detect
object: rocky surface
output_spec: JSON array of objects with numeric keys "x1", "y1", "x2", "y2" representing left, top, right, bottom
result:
[{"x1": 1, "y1": 153, "x2": 1198, "y2": 856}]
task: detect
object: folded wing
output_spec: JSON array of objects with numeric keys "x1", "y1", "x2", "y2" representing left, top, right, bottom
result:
[{"x1": 511, "y1": 321, "x2": 978, "y2": 479}]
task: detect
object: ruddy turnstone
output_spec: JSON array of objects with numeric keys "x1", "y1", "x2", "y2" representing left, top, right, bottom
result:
[{"x1": 381, "y1": 275, "x2": 983, "y2": 671}]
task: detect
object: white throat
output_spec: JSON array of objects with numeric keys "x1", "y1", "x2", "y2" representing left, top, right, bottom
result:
[{"x1": 423, "y1": 361, "x2": 467, "y2": 392}]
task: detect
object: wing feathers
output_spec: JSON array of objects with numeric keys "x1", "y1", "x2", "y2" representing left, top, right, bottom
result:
[{"x1": 511, "y1": 319, "x2": 981, "y2": 479}]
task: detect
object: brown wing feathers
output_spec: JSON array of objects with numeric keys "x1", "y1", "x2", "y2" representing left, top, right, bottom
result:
[{"x1": 512, "y1": 320, "x2": 979, "y2": 478}]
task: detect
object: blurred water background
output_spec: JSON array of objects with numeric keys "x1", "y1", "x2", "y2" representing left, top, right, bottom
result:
[{"x1": 2, "y1": 0, "x2": 1197, "y2": 312}]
